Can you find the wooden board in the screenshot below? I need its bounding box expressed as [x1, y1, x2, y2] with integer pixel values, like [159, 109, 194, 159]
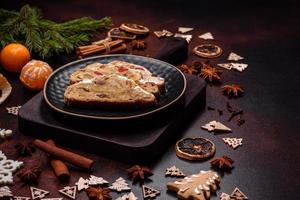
[18, 75, 206, 162]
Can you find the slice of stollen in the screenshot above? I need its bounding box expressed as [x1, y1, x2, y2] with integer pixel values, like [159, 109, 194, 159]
[64, 74, 156, 107]
[69, 61, 165, 95]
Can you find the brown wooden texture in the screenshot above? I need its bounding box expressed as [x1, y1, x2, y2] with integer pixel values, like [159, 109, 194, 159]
[0, 0, 300, 199]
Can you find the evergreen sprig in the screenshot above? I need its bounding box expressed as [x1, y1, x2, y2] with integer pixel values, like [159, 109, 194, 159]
[0, 5, 112, 58]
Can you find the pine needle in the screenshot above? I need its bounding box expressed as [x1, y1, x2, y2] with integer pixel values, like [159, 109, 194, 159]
[0, 4, 112, 58]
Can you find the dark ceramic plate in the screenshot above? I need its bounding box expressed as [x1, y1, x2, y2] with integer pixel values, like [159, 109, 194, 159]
[44, 54, 186, 120]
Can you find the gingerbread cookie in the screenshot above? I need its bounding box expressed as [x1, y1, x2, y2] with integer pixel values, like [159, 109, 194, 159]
[142, 185, 160, 199]
[165, 166, 185, 177]
[120, 23, 149, 35]
[227, 52, 244, 61]
[0, 186, 13, 199]
[198, 32, 214, 40]
[178, 27, 194, 33]
[88, 175, 109, 186]
[75, 177, 89, 191]
[175, 137, 216, 161]
[6, 106, 21, 116]
[116, 192, 137, 200]
[167, 170, 220, 200]
[58, 186, 77, 199]
[220, 193, 231, 200]
[201, 121, 232, 133]
[222, 137, 243, 149]
[30, 187, 49, 200]
[109, 177, 131, 192]
[230, 187, 248, 200]
[193, 44, 222, 58]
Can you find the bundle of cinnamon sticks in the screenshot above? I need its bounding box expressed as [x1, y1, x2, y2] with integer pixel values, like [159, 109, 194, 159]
[77, 39, 127, 58]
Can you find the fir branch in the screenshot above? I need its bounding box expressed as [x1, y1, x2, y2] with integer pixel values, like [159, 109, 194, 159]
[64, 34, 90, 47]
[0, 9, 18, 23]
[19, 4, 42, 20]
[0, 5, 112, 58]
[19, 21, 43, 53]
[0, 17, 21, 46]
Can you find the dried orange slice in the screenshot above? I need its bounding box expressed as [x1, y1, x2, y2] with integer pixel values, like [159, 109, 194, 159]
[176, 137, 216, 161]
[193, 44, 222, 58]
[0, 73, 12, 104]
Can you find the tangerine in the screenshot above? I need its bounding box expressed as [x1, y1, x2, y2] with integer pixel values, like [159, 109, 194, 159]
[0, 43, 31, 73]
[20, 60, 53, 91]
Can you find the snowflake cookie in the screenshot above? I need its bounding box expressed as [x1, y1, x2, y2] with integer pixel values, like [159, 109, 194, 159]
[0, 151, 23, 184]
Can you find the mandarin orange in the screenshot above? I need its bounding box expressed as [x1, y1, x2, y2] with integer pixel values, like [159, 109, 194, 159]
[20, 60, 53, 91]
[0, 43, 31, 73]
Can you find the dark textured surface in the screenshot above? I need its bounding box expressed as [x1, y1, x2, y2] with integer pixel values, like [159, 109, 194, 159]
[19, 75, 206, 162]
[45, 54, 186, 119]
[0, 0, 300, 200]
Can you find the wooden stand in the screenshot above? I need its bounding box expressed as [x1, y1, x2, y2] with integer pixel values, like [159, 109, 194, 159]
[18, 75, 206, 163]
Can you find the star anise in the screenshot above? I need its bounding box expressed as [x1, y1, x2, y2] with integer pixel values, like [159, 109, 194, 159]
[17, 166, 41, 184]
[191, 60, 203, 70]
[127, 165, 153, 183]
[14, 141, 36, 157]
[86, 187, 112, 200]
[222, 84, 244, 97]
[199, 61, 222, 82]
[178, 64, 198, 75]
[210, 156, 234, 171]
[131, 40, 147, 50]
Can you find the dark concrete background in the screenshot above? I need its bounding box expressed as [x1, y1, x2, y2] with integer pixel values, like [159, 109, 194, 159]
[0, 0, 299, 199]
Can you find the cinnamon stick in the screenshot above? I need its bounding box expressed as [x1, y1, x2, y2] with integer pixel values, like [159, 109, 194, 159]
[46, 140, 70, 182]
[77, 39, 124, 57]
[34, 139, 94, 171]
[78, 43, 127, 59]
[77, 40, 123, 52]
[109, 43, 127, 54]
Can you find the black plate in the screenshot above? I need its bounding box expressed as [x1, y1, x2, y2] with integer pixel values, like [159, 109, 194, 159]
[44, 54, 186, 120]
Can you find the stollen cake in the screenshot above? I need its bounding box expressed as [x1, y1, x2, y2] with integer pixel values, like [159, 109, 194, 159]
[69, 61, 165, 95]
[64, 74, 156, 107]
